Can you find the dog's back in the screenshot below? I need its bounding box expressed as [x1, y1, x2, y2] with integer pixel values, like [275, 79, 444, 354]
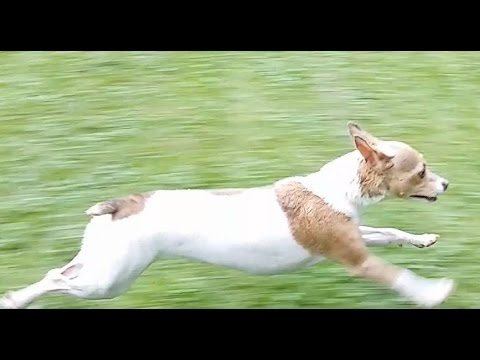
[83, 186, 318, 274]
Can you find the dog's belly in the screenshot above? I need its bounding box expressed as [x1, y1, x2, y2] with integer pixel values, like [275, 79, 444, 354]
[155, 231, 324, 275]
[141, 188, 324, 274]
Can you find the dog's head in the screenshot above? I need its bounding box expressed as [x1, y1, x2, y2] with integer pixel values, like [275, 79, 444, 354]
[347, 122, 449, 203]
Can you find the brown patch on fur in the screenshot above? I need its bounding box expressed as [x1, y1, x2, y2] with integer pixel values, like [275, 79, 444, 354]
[349, 255, 402, 286]
[391, 146, 422, 173]
[357, 159, 389, 198]
[274, 181, 367, 267]
[274, 180, 402, 286]
[357, 143, 440, 202]
[89, 192, 154, 221]
[386, 145, 432, 198]
[349, 122, 444, 201]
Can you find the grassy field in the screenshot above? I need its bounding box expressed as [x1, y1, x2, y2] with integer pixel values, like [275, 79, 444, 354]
[0, 51, 478, 309]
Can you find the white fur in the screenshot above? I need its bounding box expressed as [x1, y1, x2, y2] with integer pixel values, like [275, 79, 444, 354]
[98, 188, 322, 277]
[434, 174, 449, 194]
[392, 270, 455, 308]
[0, 146, 453, 309]
[300, 151, 384, 221]
[359, 226, 440, 248]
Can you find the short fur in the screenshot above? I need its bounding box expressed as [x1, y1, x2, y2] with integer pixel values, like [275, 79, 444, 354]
[275, 181, 366, 266]
[0, 122, 454, 309]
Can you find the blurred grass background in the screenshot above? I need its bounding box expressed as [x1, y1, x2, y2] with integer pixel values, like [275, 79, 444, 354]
[0, 51, 477, 308]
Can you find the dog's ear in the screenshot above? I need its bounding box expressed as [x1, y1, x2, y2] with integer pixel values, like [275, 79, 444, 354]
[354, 135, 377, 164]
[347, 122, 362, 134]
[347, 122, 364, 137]
[347, 122, 380, 145]
[354, 135, 394, 169]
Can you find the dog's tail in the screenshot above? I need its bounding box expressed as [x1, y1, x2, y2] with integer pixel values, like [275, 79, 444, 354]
[86, 200, 120, 217]
[85, 192, 154, 220]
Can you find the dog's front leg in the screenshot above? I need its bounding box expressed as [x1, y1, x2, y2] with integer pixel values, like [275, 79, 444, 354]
[360, 226, 439, 248]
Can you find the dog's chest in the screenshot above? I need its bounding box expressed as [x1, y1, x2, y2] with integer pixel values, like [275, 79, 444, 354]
[274, 181, 358, 257]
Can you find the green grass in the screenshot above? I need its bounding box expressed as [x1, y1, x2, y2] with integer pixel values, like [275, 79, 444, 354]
[0, 51, 478, 308]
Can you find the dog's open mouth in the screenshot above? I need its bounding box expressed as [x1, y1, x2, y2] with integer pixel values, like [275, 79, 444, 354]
[410, 195, 437, 202]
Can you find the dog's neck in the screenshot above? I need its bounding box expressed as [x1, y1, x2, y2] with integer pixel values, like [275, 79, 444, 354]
[300, 150, 387, 221]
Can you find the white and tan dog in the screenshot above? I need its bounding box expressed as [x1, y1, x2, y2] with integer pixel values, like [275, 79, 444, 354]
[0, 122, 454, 309]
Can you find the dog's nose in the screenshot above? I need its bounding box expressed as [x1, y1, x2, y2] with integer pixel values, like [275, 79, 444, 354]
[442, 181, 449, 191]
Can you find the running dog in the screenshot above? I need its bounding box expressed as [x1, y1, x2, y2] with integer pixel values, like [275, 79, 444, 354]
[0, 122, 454, 308]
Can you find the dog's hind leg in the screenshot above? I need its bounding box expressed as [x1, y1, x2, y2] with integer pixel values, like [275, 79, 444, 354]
[0, 255, 85, 309]
[0, 235, 158, 309]
[360, 226, 439, 248]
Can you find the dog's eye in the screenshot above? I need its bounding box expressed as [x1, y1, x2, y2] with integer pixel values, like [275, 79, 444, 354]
[418, 167, 426, 179]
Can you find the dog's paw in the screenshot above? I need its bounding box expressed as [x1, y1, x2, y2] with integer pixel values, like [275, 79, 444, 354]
[411, 278, 455, 308]
[0, 292, 18, 309]
[410, 233, 440, 248]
